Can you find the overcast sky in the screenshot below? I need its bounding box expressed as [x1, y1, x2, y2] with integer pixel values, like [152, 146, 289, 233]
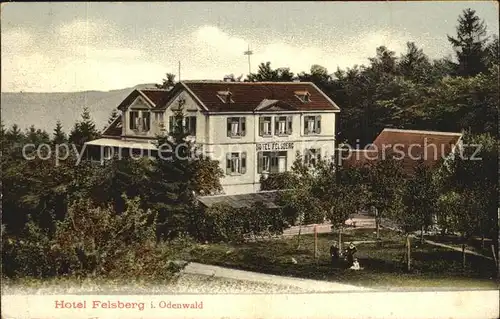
[2, 2, 498, 92]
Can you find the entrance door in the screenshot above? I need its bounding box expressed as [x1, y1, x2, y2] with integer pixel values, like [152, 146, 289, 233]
[278, 156, 287, 173]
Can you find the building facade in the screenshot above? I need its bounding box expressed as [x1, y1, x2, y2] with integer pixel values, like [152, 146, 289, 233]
[86, 81, 341, 195]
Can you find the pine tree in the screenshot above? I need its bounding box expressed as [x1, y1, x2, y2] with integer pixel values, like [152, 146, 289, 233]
[25, 125, 50, 146]
[368, 46, 398, 75]
[69, 107, 100, 149]
[398, 42, 432, 83]
[52, 120, 68, 145]
[447, 8, 489, 77]
[6, 124, 24, 143]
[150, 98, 223, 239]
[107, 109, 119, 125]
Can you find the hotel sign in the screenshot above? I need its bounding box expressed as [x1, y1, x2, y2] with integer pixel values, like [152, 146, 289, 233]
[256, 142, 294, 151]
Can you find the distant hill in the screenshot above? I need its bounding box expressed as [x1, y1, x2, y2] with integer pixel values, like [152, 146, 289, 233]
[1, 83, 157, 134]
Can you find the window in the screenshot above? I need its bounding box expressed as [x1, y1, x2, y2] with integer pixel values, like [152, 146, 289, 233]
[168, 115, 195, 135]
[259, 117, 272, 136]
[217, 90, 234, 103]
[275, 116, 292, 135]
[141, 111, 151, 131]
[295, 91, 311, 103]
[304, 115, 321, 134]
[169, 115, 183, 133]
[304, 148, 321, 166]
[258, 151, 287, 173]
[226, 152, 246, 174]
[129, 111, 139, 130]
[155, 112, 165, 129]
[185, 116, 197, 135]
[227, 117, 246, 137]
[129, 110, 150, 132]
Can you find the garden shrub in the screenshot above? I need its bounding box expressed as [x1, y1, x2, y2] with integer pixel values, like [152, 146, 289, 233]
[2, 196, 189, 281]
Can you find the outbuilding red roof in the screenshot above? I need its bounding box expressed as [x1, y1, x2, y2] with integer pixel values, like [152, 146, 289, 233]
[342, 128, 463, 175]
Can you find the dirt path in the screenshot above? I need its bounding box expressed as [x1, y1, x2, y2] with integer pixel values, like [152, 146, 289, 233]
[182, 262, 371, 292]
[422, 239, 494, 260]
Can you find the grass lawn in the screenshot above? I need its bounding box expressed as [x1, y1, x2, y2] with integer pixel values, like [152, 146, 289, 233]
[189, 229, 499, 290]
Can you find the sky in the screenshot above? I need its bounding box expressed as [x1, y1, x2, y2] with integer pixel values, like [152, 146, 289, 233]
[2, 1, 498, 93]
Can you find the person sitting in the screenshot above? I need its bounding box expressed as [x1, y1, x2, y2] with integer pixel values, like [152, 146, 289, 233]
[350, 258, 362, 270]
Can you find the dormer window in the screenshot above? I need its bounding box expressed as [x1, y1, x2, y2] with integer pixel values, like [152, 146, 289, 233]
[295, 91, 311, 103]
[217, 90, 234, 103]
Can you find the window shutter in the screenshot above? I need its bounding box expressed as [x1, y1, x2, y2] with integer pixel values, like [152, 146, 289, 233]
[226, 153, 231, 174]
[286, 116, 293, 134]
[241, 152, 247, 174]
[303, 117, 307, 135]
[259, 117, 264, 136]
[129, 113, 134, 129]
[240, 117, 246, 136]
[169, 116, 174, 133]
[315, 115, 321, 134]
[227, 118, 232, 137]
[191, 116, 197, 135]
[257, 152, 263, 173]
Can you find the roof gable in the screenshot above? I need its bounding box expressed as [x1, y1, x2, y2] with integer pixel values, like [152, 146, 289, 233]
[129, 95, 152, 109]
[117, 88, 170, 111]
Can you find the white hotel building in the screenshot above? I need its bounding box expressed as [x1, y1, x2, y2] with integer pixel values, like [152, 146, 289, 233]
[86, 81, 340, 195]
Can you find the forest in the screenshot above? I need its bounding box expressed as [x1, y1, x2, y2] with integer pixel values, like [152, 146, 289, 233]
[1, 8, 498, 281]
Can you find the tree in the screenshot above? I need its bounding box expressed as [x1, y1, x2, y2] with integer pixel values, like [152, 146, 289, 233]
[402, 162, 439, 245]
[247, 62, 294, 82]
[449, 132, 497, 246]
[52, 120, 67, 145]
[484, 35, 499, 69]
[69, 107, 100, 149]
[322, 165, 367, 253]
[367, 157, 406, 241]
[25, 125, 50, 146]
[4, 195, 189, 279]
[156, 73, 176, 90]
[368, 46, 398, 75]
[277, 154, 323, 248]
[398, 42, 432, 83]
[447, 8, 489, 77]
[150, 98, 223, 239]
[107, 109, 119, 126]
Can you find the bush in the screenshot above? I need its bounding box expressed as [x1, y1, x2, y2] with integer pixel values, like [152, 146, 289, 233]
[199, 203, 286, 243]
[2, 196, 189, 281]
[259, 172, 297, 191]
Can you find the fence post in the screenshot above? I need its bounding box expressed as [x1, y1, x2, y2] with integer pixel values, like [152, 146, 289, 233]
[314, 224, 318, 259]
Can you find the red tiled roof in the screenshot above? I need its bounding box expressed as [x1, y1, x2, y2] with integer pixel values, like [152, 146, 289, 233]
[342, 128, 463, 175]
[140, 89, 168, 106]
[180, 81, 340, 112]
[117, 88, 170, 110]
[102, 116, 122, 137]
